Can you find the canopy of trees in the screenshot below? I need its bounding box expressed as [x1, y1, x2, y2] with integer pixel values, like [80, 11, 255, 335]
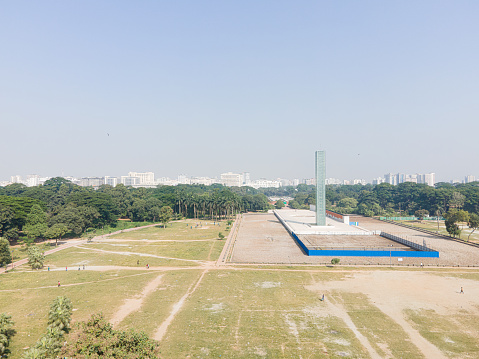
[0, 179, 271, 243]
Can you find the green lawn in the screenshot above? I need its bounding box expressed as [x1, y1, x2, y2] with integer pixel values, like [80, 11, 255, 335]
[109, 219, 230, 241]
[158, 270, 369, 358]
[1, 270, 159, 359]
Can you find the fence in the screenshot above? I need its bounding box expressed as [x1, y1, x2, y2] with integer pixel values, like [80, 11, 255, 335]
[380, 232, 436, 252]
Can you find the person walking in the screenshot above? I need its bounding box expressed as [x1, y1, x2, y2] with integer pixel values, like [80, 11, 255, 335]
[58, 281, 61, 287]
[460, 287, 464, 294]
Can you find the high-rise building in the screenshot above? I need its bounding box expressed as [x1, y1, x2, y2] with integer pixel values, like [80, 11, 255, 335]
[384, 173, 396, 185]
[104, 176, 118, 186]
[465, 175, 476, 183]
[80, 177, 104, 188]
[26, 174, 40, 187]
[424, 173, 435, 186]
[121, 176, 140, 186]
[10, 175, 23, 184]
[128, 172, 155, 185]
[221, 172, 243, 187]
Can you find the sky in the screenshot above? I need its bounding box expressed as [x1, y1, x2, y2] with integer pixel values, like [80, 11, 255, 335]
[1, 1, 478, 183]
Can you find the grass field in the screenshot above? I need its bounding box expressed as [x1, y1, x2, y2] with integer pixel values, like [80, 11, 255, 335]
[398, 220, 479, 243]
[3, 218, 479, 359]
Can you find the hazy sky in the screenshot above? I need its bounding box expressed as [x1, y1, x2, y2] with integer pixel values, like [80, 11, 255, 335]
[1, 1, 478, 182]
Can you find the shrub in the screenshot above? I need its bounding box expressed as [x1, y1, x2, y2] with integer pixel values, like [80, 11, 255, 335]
[331, 258, 340, 265]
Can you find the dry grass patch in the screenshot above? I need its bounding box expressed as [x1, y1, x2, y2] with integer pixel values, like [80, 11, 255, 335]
[405, 309, 479, 358]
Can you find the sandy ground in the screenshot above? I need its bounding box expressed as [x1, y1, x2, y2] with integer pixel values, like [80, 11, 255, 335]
[306, 270, 479, 358]
[229, 213, 479, 266]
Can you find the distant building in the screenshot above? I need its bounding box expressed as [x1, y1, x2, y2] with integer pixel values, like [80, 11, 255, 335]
[353, 179, 366, 185]
[372, 177, 385, 185]
[465, 175, 476, 183]
[121, 176, 140, 186]
[104, 176, 118, 186]
[80, 177, 104, 188]
[250, 179, 282, 189]
[10, 175, 23, 184]
[221, 172, 243, 187]
[128, 172, 155, 185]
[26, 174, 40, 187]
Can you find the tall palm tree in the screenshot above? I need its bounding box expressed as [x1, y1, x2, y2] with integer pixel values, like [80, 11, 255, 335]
[48, 296, 73, 332]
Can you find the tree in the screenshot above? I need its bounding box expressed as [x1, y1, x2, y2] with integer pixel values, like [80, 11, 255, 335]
[158, 206, 173, 228]
[449, 191, 465, 209]
[414, 209, 429, 221]
[444, 209, 470, 238]
[0, 238, 12, 267]
[45, 224, 68, 246]
[275, 200, 285, 209]
[48, 296, 73, 332]
[60, 313, 159, 358]
[23, 204, 48, 239]
[0, 313, 15, 356]
[27, 246, 44, 269]
[468, 213, 479, 241]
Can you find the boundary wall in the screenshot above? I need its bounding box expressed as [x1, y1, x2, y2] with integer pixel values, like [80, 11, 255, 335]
[274, 211, 439, 258]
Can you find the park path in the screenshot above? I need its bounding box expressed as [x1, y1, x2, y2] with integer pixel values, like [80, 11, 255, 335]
[110, 273, 164, 326]
[0, 222, 171, 274]
[153, 269, 209, 341]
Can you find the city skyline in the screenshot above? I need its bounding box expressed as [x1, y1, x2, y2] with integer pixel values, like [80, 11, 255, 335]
[3, 169, 477, 189]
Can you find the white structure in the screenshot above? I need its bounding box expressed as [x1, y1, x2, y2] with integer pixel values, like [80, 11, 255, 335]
[465, 175, 476, 183]
[249, 179, 282, 189]
[80, 177, 104, 188]
[221, 172, 243, 187]
[26, 175, 40, 187]
[121, 176, 140, 186]
[104, 176, 118, 186]
[190, 177, 217, 185]
[128, 172, 155, 185]
[10, 175, 23, 184]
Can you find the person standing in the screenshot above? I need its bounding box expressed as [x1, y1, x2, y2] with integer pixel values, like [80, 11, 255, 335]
[58, 281, 61, 287]
[460, 287, 464, 294]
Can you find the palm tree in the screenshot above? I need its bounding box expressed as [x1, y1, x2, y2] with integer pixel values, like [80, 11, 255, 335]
[47, 296, 73, 332]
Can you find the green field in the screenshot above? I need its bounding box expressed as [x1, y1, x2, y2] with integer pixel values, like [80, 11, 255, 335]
[2, 219, 479, 359]
[398, 220, 479, 243]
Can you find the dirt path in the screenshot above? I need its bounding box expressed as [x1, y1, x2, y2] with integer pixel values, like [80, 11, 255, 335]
[326, 299, 382, 359]
[153, 269, 209, 341]
[110, 273, 164, 326]
[0, 272, 154, 291]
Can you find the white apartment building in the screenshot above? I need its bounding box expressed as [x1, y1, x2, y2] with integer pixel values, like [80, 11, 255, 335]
[121, 176, 140, 186]
[465, 175, 476, 183]
[190, 177, 217, 186]
[79, 177, 104, 188]
[104, 176, 118, 186]
[26, 174, 40, 187]
[221, 172, 243, 187]
[128, 172, 155, 185]
[249, 179, 282, 189]
[10, 175, 23, 184]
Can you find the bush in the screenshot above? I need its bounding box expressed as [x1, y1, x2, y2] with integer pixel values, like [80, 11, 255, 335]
[218, 232, 225, 240]
[331, 258, 340, 265]
[61, 313, 159, 358]
[27, 246, 44, 270]
[0, 238, 12, 267]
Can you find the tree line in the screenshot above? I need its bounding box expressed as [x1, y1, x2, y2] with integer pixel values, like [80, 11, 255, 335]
[286, 182, 479, 239]
[0, 178, 271, 247]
